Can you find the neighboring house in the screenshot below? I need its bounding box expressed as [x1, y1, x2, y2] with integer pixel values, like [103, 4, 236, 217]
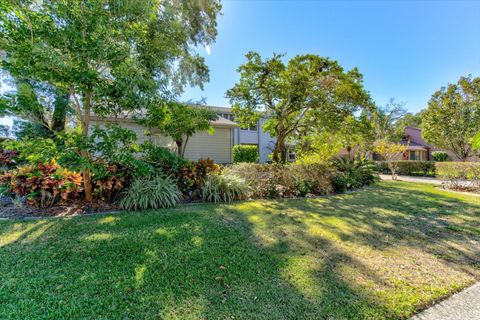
[401, 127, 432, 160]
[370, 127, 432, 161]
[89, 112, 237, 164]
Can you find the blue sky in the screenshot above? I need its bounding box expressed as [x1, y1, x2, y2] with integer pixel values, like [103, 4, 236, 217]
[182, 0, 480, 113]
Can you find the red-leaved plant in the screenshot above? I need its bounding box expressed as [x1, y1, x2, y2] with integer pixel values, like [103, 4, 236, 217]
[1, 161, 83, 208]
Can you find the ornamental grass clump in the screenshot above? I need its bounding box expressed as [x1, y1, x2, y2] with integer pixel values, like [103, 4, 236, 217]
[202, 173, 249, 203]
[120, 176, 182, 210]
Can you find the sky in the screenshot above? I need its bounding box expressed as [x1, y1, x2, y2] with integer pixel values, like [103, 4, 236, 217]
[181, 0, 480, 113]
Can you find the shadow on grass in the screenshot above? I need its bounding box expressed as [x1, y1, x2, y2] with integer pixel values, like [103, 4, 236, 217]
[0, 181, 478, 319]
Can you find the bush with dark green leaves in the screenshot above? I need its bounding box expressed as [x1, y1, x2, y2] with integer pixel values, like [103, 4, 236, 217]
[120, 176, 182, 210]
[432, 151, 449, 162]
[375, 161, 436, 177]
[435, 162, 480, 191]
[233, 145, 259, 163]
[331, 158, 379, 193]
[140, 141, 189, 175]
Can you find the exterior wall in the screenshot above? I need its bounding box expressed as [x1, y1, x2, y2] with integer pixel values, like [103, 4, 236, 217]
[258, 118, 276, 163]
[227, 115, 275, 163]
[405, 127, 429, 146]
[238, 129, 258, 144]
[183, 127, 233, 164]
[89, 120, 233, 164]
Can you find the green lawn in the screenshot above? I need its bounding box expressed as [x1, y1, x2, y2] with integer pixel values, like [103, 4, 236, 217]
[1, 181, 479, 319]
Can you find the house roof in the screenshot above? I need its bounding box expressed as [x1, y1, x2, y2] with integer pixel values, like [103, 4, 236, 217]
[89, 105, 238, 128]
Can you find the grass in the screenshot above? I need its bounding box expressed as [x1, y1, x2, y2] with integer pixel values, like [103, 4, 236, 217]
[0, 181, 479, 319]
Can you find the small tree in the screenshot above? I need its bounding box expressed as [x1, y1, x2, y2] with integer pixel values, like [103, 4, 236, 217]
[141, 102, 218, 157]
[374, 140, 408, 180]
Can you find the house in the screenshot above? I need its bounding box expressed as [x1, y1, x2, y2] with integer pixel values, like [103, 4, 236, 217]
[401, 127, 432, 160]
[210, 106, 279, 163]
[371, 127, 432, 161]
[89, 110, 238, 164]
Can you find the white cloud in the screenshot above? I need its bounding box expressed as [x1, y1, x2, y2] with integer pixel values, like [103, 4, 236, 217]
[205, 45, 211, 55]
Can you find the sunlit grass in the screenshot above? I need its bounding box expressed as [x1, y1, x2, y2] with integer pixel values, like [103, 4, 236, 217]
[0, 181, 478, 319]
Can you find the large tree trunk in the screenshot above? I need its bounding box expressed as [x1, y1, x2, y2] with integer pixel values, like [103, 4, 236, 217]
[272, 134, 287, 163]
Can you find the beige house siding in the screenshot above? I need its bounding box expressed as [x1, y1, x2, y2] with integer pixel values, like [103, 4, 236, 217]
[89, 119, 233, 164]
[184, 128, 233, 164]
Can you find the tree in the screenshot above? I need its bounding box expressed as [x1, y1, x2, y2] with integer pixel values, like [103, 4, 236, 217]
[374, 140, 408, 180]
[373, 99, 407, 141]
[226, 52, 372, 163]
[394, 111, 422, 139]
[0, 78, 70, 138]
[141, 102, 218, 157]
[0, 0, 221, 201]
[422, 76, 480, 161]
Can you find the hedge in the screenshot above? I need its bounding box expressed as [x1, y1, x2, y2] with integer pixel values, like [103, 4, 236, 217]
[375, 161, 436, 177]
[224, 162, 334, 198]
[435, 162, 480, 191]
[431, 151, 449, 162]
[232, 145, 259, 163]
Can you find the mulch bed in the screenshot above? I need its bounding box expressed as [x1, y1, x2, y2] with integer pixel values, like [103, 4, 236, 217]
[0, 196, 119, 219]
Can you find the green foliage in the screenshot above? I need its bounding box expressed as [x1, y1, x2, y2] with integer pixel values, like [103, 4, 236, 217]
[375, 161, 436, 177]
[373, 99, 407, 141]
[141, 102, 218, 156]
[331, 158, 379, 192]
[224, 162, 334, 198]
[0, 0, 221, 200]
[120, 176, 182, 211]
[431, 151, 449, 162]
[435, 162, 480, 191]
[141, 142, 189, 176]
[232, 145, 259, 163]
[422, 76, 480, 160]
[3, 138, 59, 164]
[202, 173, 249, 203]
[1, 161, 83, 208]
[226, 51, 372, 163]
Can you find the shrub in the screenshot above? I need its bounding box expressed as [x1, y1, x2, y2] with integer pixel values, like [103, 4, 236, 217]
[224, 162, 334, 198]
[432, 151, 449, 162]
[375, 161, 436, 177]
[91, 161, 131, 203]
[1, 161, 83, 208]
[331, 158, 379, 192]
[120, 176, 182, 210]
[202, 173, 249, 203]
[141, 142, 189, 175]
[435, 162, 480, 191]
[233, 145, 259, 163]
[176, 158, 220, 195]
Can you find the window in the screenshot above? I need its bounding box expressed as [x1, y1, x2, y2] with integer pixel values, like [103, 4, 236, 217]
[409, 151, 425, 160]
[287, 149, 296, 161]
[240, 123, 258, 131]
[219, 113, 234, 121]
